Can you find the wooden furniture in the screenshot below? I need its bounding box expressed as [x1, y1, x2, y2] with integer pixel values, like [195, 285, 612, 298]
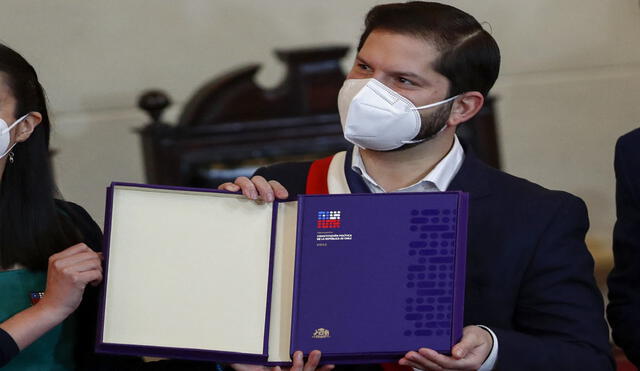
[137, 46, 501, 188]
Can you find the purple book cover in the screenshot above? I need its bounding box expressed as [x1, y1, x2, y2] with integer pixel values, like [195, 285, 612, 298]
[96, 183, 467, 365]
[290, 192, 468, 362]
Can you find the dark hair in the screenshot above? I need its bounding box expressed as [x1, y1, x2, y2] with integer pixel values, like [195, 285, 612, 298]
[357, 1, 501, 97]
[0, 44, 81, 270]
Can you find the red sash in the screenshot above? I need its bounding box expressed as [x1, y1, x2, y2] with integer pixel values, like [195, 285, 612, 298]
[305, 155, 333, 195]
[305, 155, 412, 371]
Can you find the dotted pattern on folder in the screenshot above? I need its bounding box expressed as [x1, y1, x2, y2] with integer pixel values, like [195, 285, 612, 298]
[403, 208, 457, 338]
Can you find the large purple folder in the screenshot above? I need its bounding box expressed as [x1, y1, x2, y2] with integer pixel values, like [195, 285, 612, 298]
[96, 182, 468, 365]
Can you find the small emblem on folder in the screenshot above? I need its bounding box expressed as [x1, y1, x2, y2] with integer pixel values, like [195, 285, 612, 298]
[312, 328, 331, 339]
[317, 211, 341, 229]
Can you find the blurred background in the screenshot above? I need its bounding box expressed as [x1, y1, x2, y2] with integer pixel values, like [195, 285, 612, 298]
[0, 0, 639, 300]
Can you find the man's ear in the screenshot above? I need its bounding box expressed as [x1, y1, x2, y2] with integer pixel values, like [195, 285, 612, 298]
[447, 91, 484, 128]
[15, 112, 42, 143]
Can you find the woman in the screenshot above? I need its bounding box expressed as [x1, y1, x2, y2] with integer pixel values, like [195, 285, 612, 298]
[0, 43, 104, 369]
[0, 44, 332, 371]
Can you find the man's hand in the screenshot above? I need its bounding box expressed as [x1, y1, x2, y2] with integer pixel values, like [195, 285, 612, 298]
[231, 350, 334, 371]
[398, 326, 493, 370]
[218, 175, 289, 202]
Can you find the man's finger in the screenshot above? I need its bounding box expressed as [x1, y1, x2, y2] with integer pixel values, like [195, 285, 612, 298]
[302, 350, 321, 371]
[251, 176, 275, 202]
[403, 351, 443, 370]
[218, 182, 241, 192]
[399, 357, 432, 370]
[418, 348, 475, 369]
[290, 350, 304, 371]
[229, 364, 249, 371]
[268, 180, 289, 200]
[234, 177, 259, 200]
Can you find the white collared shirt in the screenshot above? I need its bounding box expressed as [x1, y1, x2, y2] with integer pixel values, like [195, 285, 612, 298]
[351, 135, 465, 193]
[350, 135, 498, 371]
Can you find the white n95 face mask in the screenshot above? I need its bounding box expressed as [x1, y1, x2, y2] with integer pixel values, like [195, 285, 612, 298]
[337, 78, 458, 151]
[0, 114, 29, 159]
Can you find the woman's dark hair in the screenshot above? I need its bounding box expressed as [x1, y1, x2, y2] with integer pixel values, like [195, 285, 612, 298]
[0, 43, 81, 270]
[357, 1, 501, 97]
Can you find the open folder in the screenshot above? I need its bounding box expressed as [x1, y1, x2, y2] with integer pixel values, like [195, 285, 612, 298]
[96, 182, 468, 365]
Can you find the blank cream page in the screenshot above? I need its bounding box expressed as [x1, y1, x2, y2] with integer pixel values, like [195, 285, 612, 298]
[103, 186, 273, 354]
[267, 201, 298, 362]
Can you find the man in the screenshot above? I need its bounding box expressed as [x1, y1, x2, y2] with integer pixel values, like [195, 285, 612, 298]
[220, 2, 613, 370]
[607, 127, 640, 367]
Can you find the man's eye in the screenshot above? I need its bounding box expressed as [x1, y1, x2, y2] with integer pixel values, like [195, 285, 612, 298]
[398, 77, 413, 85]
[358, 63, 371, 71]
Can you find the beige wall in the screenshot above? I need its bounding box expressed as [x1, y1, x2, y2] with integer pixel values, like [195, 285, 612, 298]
[1, 1, 639, 271]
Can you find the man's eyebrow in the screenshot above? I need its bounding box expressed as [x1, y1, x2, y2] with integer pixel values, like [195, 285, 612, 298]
[387, 70, 428, 84]
[387, 70, 423, 79]
[354, 55, 428, 84]
[354, 55, 369, 65]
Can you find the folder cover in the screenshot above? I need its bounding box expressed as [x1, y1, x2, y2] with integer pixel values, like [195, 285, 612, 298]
[96, 182, 468, 365]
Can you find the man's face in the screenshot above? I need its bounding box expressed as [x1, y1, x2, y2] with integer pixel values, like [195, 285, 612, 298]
[347, 30, 453, 142]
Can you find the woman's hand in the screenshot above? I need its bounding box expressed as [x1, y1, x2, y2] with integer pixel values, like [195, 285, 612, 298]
[38, 243, 103, 320]
[0, 243, 103, 351]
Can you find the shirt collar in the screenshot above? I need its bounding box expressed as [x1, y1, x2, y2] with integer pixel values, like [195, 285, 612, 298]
[351, 135, 465, 192]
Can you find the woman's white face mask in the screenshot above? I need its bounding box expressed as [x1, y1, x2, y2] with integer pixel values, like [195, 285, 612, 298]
[0, 113, 29, 159]
[337, 78, 458, 151]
